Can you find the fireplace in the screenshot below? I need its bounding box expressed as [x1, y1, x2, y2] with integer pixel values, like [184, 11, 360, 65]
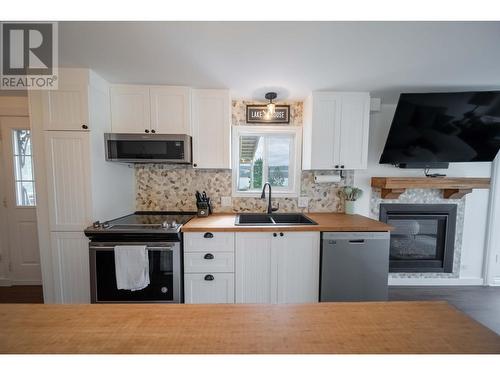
[379, 204, 457, 273]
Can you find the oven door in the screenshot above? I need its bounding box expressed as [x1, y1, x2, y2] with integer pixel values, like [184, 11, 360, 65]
[89, 242, 181, 303]
[104, 133, 192, 163]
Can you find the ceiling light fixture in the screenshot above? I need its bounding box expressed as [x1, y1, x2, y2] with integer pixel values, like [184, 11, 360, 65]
[265, 92, 277, 118]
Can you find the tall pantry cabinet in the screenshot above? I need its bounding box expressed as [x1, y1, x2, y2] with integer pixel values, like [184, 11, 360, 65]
[30, 69, 134, 303]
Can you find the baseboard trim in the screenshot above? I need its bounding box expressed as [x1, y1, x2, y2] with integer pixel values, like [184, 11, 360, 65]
[488, 277, 500, 286]
[388, 277, 484, 286]
[0, 279, 13, 286]
[0, 279, 41, 286]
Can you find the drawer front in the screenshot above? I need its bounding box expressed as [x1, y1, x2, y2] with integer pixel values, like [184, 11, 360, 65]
[184, 251, 234, 273]
[184, 273, 235, 304]
[184, 232, 234, 253]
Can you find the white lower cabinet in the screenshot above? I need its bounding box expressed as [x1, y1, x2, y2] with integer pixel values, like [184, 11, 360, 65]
[50, 231, 90, 303]
[183, 232, 235, 304]
[235, 231, 320, 304]
[184, 273, 234, 304]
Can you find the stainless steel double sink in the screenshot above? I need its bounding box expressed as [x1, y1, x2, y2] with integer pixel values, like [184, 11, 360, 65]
[235, 213, 317, 226]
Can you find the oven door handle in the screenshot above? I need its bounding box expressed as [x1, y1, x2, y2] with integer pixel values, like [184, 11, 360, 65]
[89, 246, 174, 252]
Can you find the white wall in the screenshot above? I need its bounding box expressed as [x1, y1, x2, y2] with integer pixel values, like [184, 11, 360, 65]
[88, 72, 135, 221]
[354, 104, 492, 283]
[485, 156, 500, 285]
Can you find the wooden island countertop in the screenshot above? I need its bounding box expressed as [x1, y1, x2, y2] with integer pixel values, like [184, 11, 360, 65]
[0, 302, 499, 354]
[182, 213, 393, 232]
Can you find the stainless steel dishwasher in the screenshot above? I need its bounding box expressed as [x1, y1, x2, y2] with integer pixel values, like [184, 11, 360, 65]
[320, 232, 390, 302]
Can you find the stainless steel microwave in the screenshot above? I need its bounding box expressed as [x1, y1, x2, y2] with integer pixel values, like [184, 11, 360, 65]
[104, 133, 192, 163]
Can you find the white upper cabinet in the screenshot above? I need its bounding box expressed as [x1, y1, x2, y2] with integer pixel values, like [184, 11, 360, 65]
[110, 85, 151, 133]
[303, 92, 370, 170]
[41, 84, 89, 131]
[235, 231, 320, 304]
[191, 89, 231, 169]
[150, 87, 191, 134]
[110, 85, 192, 135]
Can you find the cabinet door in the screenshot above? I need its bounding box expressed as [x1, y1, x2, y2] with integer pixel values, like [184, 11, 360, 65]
[44, 132, 92, 231]
[50, 231, 90, 303]
[110, 85, 150, 133]
[41, 84, 89, 131]
[338, 93, 370, 169]
[235, 232, 275, 303]
[192, 89, 231, 169]
[275, 232, 320, 304]
[150, 87, 191, 134]
[309, 93, 341, 169]
[184, 273, 234, 304]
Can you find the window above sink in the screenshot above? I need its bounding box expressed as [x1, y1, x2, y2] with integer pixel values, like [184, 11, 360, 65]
[232, 126, 302, 198]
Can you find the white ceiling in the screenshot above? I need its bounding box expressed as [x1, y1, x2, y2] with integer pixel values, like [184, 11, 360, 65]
[59, 21, 500, 103]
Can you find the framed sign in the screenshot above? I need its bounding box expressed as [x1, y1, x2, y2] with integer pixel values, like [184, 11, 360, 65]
[246, 105, 290, 124]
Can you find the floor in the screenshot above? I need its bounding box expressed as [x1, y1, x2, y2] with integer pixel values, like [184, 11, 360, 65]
[0, 286, 44, 303]
[389, 286, 500, 334]
[0, 285, 498, 335]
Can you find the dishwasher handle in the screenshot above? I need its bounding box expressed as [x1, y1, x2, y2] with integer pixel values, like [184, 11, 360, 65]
[348, 239, 365, 244]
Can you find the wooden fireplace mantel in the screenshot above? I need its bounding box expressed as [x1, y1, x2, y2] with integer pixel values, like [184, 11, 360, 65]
[371, 177, 491, 199]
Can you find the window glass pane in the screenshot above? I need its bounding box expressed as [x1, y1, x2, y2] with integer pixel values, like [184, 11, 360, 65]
[238, 135, 264, 191]
[14, 155, 34, 180]
[16, 181, 36, 206]
[13, 129, 32, 156]
[12, 129, 36, 206]
[267, 136, 291, 188]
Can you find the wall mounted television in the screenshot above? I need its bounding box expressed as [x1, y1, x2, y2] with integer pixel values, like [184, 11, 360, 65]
[379, 91, 500, 169]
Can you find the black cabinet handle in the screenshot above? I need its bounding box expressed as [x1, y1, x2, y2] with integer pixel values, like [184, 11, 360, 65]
[81, 124, 88, 130]
[204, 253, 214, 260]
[151, 129, 156, 133]
[204, 232, 214, 239]
[334, 165, 339, 168]
[145, 129, 150, 133]
[204, 274, 214, 281]
[193, 163, 198, 167]
[341, 165, 345, 169]
[280, 232, 284, 237]
[273, 233, 277, 237]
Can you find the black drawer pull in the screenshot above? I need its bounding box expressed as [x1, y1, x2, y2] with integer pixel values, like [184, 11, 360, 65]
[204, 253, 214, 260]
[273, 233, 277, 237]
[204, 274, 214, 281]
[280, 232, 284, 237]
[204, 232, 214, 239]
[349, 239, 365, 244]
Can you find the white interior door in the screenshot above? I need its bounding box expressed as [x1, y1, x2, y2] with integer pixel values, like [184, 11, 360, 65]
[0, 117, 41, 284]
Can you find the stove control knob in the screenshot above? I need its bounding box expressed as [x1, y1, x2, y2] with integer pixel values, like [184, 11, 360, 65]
[161, 221, 169, 229]
[101, 221, 110, 228]
[161, 287, 168, 294]
[171, 220, 177, 228]
[92, 221, 101, 228]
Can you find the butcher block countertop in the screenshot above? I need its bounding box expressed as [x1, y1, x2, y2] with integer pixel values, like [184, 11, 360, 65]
[182, 213, 393, 232]
[1, 302, 499, 354]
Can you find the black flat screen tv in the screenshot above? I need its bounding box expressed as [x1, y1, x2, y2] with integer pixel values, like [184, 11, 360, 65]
[379, 91, 500, 168]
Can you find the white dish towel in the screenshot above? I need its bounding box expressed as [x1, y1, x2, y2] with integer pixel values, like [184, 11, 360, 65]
[114, 245, 150, 291]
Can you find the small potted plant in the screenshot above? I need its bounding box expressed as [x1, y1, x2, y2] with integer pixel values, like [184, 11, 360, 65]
[337, 186, 363, 215]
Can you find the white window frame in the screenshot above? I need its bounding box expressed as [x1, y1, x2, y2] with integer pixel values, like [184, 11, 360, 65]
[232, 125, 302, 198]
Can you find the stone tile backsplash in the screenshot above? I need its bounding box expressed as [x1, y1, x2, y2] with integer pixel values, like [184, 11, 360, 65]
[135, 164, 353, 213]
